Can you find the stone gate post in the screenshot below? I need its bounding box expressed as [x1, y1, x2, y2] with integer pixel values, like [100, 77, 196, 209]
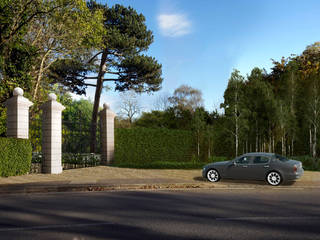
[4, 87, 33, 139]
[99, 103, 116, 165]
[41, 93, 65, 174]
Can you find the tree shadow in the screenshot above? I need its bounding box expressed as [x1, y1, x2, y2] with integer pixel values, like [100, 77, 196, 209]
[193, 176, 297, 186]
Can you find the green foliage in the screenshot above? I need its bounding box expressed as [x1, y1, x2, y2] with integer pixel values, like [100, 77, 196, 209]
[62, 98, 96, 153]
[113, 161, 206, 169]
[292, 156, 320, 171]
[112, 156, 227, 169]
[114, 128, 196, 165]
[0, 137, 32, 177]
[62, 153, 101, 166]
[32, 152, 101, 166]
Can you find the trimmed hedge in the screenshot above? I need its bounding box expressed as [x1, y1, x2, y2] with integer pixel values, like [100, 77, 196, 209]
[115, 128, 196, 165]
[0, 137, 32, 177]
[292, 156, 320, 171]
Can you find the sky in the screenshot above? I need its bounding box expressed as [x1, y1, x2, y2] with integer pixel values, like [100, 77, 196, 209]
[74, 0, 320, 114]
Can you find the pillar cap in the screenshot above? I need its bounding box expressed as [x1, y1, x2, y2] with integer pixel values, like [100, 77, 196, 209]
[48, 93, 57, 101]
[13, 87, 23, 96]
[103, 103, 110, 109]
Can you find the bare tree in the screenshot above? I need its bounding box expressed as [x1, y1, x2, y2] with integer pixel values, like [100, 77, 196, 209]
[118, 91, 141, 125]
[153, 92, 171, 111]
[168, 85, 203, 112]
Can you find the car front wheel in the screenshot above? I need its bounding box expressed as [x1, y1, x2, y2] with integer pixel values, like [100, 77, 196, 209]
[206, 169, 220, 182]
[266, 171, 282, 186]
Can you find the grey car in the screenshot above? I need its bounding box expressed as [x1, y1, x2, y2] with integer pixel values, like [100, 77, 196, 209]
[202, 152, 304, 186]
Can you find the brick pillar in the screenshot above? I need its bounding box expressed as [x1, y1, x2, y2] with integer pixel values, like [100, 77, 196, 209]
[41, 93, 65, 174]
[99, 103, 115, 165]
[4, 87, 33, 139]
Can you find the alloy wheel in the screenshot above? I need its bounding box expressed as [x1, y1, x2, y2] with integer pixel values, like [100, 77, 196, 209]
[207, 169, 220, 182]
[267, 171, 282, 186]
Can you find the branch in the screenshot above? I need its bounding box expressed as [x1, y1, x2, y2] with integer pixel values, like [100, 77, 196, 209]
[106, 71, 124, 75]
[1, 3, 68, 47]
[103, 79, 118, 82]
[84, 76, 98, 79]
[84, 83, 97, 87]
[88, 51, 104, 64]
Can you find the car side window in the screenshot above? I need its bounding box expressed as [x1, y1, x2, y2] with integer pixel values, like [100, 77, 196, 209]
[236, 156, 250, 164]
[253, 156, 270, 164]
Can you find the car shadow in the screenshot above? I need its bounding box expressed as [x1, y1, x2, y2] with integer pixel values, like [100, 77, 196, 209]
[193, 176, 296, 186]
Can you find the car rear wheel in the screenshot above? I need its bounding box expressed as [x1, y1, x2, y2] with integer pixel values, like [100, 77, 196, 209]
[206, 169, 220, 182]
[266, 171, 282, 186]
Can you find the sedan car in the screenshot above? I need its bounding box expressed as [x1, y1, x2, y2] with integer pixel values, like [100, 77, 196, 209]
[202, 152, 304, 186]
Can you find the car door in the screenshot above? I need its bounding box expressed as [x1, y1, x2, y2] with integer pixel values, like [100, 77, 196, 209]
[226, 156, 252, 180]
[248, 156, 271, 180]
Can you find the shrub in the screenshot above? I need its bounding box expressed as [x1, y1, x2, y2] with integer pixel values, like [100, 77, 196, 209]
[112, 161, 206, 169]
[115, 128, 196, 165]
[0, 137, 32, 177]
[292, 156, 320, 171]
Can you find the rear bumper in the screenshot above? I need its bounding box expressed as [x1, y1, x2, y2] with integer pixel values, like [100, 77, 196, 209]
[284, 168, 304, 181]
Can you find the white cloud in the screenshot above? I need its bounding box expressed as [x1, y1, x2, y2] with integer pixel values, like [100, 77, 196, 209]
[69, 92, 90, 101]
[157, 14, 192, 37]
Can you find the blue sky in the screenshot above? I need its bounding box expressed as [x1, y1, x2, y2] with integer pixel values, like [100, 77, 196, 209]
[76, 0, 320, 113]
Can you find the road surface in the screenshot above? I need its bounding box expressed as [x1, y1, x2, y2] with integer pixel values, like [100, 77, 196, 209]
[0, 188, 319, 239]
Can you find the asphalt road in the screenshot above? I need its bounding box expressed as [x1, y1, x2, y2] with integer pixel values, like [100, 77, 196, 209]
[0, 188, 319, 240]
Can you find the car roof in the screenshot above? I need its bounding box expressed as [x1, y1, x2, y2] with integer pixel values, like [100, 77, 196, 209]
[242, 152, 275, 157]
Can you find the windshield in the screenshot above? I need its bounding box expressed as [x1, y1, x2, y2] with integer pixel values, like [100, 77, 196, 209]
[275, 154, 289, 162]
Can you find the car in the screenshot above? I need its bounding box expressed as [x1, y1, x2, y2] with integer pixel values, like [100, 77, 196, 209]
[202, 152, 304, 186]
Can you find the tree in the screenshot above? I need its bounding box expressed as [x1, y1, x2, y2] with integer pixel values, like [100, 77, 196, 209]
[245, 68, 277, 153]
[298, 42, 320, 157]
[221, 69, 246, 156]
[25, 0, 104, 102]
[135, 110, 167, 128]
[50, 3, 163, 152]
[169, 85, 203, 112]
[118, 90, 141, 125]
[153, 92, 171, 111]
[192, 107, 208, 159]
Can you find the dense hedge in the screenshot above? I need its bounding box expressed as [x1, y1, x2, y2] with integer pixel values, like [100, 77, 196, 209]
[292, 156, 320, 171]
[0, 137, 32, 177]
[115, 128, 196, 165]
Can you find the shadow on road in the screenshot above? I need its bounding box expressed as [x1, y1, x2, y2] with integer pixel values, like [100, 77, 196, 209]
[193, 176, 296, 186]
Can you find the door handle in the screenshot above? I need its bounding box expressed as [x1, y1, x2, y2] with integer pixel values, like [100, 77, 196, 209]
[264, 165, 269, 168]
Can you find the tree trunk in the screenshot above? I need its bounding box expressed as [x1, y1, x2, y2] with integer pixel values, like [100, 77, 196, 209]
[234, 93, 239, 157]
[313, 124, 317, 158]
[255, 120, 258, 152]
[197, 135, 200, 158]
[246, 140, 248, 153]
[269, 134, 272, 153]
[310, 126, 312, 156]
[33, 50, 51, 100]
[90, 51, 108, 153]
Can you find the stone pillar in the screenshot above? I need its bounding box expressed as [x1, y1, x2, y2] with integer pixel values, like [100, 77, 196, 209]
[41, 93, 65, 174]
[4, 87, 33, 139]
[99, 103, 116, 165]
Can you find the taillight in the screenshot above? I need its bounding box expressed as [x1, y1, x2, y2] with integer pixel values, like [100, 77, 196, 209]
[293, 165, 297, 172]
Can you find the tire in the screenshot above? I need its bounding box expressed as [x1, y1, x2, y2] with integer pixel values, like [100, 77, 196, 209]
[266, 171, 282, 186]
[206, 169, 220, 182]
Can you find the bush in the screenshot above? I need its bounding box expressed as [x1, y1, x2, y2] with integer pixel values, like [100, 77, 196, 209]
[113, 161, 206, 169]
[115, 128, 196, 165]
[32, 152, 101, 166]
[0, 137, 32, 177]
[292, 156, 320, 171]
